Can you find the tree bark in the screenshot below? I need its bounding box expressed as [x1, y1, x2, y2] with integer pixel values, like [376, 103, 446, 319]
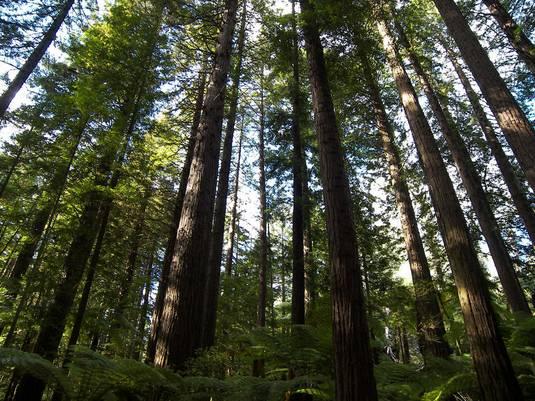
[358, 44, 450, 359]
[299, 1, 378, 400]
[132, 252, 154, 361]
[0, 0, 75, 119]
[224, 125, 243, 276]
[153, 0, 239, 370]
[146, 66, 207, 364]
[377, 16, 523, 401]
[445, 45, 535, 245]
[395, 21, 530, 314]
[481, 0, 535, 75]
[432, 0, 535, 192]
[290, 0, 305, 326]
[202, 0, 247, 348]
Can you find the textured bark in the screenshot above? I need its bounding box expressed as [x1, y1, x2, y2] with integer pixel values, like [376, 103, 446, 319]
[395, 22, 530, 314]
[203, 0, 247, 348]
[153, 0, 238, 369]
[446, 46, 535, 244]
[358, 45, 450, 359]
[481, 0, 535, 75]
[433, 0, 535, 192]
[12, 90, 142, 401]
[378, 17, 523, 401]
[290, 0, 305, 326]
[0, 0, 75, 119]
[299, 1, 378, 400]
[146, 67, 206, 363]
[224, 127, 243, 276]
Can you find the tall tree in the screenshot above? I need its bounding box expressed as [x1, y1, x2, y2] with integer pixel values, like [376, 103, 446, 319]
[146, 66, 207, 363]
[3, 118, 86, 301]
[0, 0, 75, 119]
[202, 0, 247, 349]
[432, 0, 535, 192]
[377, 14, 523, 401]
[444, 43, 535, 245]
[290, 0, 305, 326]
[153, 0, 239, 369]
[299, 1, 378, 400]
[481, 0, 535, 75]
[394, 19, 530, 314]
[253, 69, 268, 378]
[223, 124, 243, 276]
[12, 97, 141, 401]
[357, 41, 451, 359]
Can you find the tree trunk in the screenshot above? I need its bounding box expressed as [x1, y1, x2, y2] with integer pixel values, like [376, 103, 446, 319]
[303, 163, 315, 314]
[0, 0, 75, 119]
[111, 183, 151, 347]
[299, 1, 378, 400]
[5, 118, 86, 299]
[202, 0, 247, 349]
[377, 16, 523, 401]
[358, 43, 450, 359]
[397, 326, 410, 364]
[290, 0, 305, 326]
[224, 125, 243, 276]
[395, 21, 530, 314]
[433, 0, 535, 192]
[153, 0, 239, 370]
[146, 66, 207, 364]
[445, 44, 535, 245]
[481, 0, 535, 75]
[253, 70, 268, 378]
[132, 252, 154, 361]
[12, 91, 142, 401]
[0, 141, 25, 198]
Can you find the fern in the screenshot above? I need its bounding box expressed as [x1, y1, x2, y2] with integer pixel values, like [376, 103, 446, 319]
[0, 348, 72, 398]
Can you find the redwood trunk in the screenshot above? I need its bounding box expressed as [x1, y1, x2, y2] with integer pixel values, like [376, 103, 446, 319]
[203, 0, 247, 348]
[433, 0, 535, 192]
[481, 0, 535, 75]
[395, 22, 530, 314]
[446, 46, 535, 244]
[132, 253, 154, 360]
[358, 45, 450, 359]
[0, 0, 75, 119]
[146, 67, 206, 363]
[290, 0, 305, 326]
[153, 0, 239, 369]
[224, 127, 243, 276]
[300, 1, 378, 400]
[378, 17, 523, 401]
